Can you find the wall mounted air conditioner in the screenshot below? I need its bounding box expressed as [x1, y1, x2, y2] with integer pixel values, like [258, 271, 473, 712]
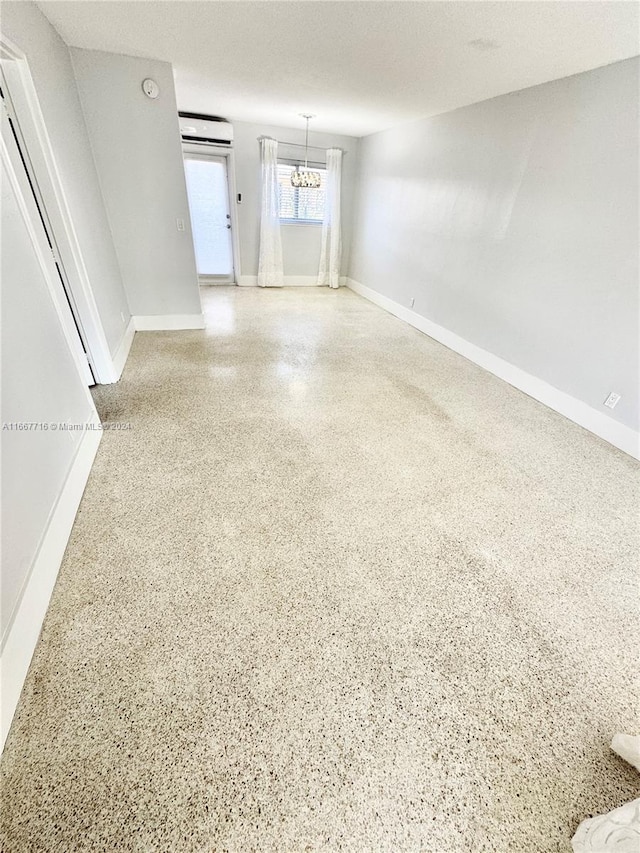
[178, 112, 233, 146]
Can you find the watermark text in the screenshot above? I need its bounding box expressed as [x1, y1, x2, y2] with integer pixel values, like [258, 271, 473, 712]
[2, 422, 132, 432]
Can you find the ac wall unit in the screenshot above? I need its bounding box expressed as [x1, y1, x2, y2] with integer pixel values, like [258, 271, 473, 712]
[179, 112, 233, 146]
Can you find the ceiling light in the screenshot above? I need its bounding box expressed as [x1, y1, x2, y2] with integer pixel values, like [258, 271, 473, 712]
[291, 114, 321, 189]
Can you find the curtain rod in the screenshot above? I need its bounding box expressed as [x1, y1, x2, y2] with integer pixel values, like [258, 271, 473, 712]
[257, 135, 346, 154]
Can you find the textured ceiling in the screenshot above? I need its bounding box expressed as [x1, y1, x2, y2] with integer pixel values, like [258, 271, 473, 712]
[39, 1, 640, 137]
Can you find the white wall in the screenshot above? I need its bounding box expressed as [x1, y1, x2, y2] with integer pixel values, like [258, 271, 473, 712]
[71, 48, 202, 319]
[0, 1, 131, 357]
[349, 59, 639, 434]
[231, 121, 358, 281]
[0, 158, 96, 640]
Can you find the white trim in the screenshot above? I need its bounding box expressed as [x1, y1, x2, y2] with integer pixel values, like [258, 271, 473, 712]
[133, 314, 205, 331]
[280, 276, 318, 287]
[1, 427, 102, 751]
[112, 318, 135, 379]
[237, 275, 348, 287]
[285, 276, 324, 287]
[0, 36, 117, 385]
[226, 148, 242, 280]
[347, 278, 640, 460]
[281, 220, 323, 228]
[199, 276, 236, 286]
[1, 125, 93, 391]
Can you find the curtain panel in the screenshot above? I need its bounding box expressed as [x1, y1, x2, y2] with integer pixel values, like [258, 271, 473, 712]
[318, 148, 342, 288]
[258, 137, 284, 287]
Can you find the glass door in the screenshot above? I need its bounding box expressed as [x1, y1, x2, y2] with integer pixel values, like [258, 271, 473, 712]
[183, 154, 234, 283]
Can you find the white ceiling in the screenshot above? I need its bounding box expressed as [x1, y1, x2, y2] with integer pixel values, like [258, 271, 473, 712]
[39, 1, 639, 137]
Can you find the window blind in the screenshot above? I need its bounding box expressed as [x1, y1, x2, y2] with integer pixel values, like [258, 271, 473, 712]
[277, 163, 326, 222]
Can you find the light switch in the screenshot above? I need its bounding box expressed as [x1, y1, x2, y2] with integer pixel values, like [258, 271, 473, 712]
[176, 218, 185, 232]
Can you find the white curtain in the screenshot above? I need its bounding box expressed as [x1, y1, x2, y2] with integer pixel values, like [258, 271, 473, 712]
[317, 148, 342, 288]
[258, 137, 284, 287]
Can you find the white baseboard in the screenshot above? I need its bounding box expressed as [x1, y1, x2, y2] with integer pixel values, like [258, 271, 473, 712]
[133, 314, 205, 331]
[237, 275, 347, 287]
[111, 318, 135, 380]
[347, 278, 639, 460]
[1, 426, 102, 751]
[285, 276, 320, 286]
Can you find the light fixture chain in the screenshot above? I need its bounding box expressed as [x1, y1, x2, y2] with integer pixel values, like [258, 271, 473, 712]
[305, 116, 309, 169]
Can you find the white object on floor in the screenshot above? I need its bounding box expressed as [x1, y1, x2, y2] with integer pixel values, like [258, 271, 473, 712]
[572, 735, 640, 851]
[611, 734, 640, 773]
[571, 799, 640, 852]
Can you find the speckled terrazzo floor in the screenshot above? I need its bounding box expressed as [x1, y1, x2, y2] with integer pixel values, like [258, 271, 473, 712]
[2, 286, 639, 852]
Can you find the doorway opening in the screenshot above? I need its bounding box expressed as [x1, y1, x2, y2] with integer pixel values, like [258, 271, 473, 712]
[183, 149, 238, 285]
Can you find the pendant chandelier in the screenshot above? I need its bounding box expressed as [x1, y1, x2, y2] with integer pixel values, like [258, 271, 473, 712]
[291, 114, 321, 189]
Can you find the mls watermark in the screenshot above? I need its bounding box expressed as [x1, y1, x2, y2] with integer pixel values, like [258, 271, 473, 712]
[2, 422, 132, 432]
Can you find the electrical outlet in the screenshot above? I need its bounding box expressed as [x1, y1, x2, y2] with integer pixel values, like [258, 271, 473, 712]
[176, 218, 185, 232]
[410, 297, 415, 308]
[604, 392, 621, 409]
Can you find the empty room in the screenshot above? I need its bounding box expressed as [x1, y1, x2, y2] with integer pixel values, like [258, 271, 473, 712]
[1, 1, 638, 850]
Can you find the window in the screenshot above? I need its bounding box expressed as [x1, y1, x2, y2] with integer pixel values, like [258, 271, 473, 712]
[277, 162, 326, 223]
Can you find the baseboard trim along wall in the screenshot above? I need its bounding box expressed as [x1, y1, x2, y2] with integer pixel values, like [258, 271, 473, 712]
[111, 317, 135, 380]
[237, 275, 348, 287]
[133, 314, 205, 331]
[0, 426, 102, 750]
[347, 278, 640, 460]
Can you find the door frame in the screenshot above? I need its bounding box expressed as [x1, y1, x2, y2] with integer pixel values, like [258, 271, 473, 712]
[182, 142, 241, 285]
[0, 34, 116, 383]
[1, 75, 94, 385]
[1, 98, 98, 395]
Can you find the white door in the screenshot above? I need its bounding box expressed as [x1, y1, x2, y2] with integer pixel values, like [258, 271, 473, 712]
[183, 154, 234, 283]
[1, 80, 95, 385]
[0, 65, 96, 385]
[1, 88, 94, 388]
